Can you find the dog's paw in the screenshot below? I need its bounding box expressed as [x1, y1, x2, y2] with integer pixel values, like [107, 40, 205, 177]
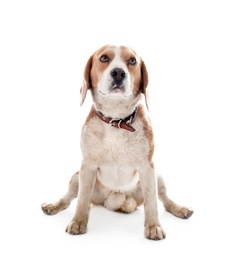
[144, 225, 166, 240]
[179, 206, 194, 219]
[41, 202, 61, 215]
[104, 192, 126, 211]
[168, 205, 194, 219]
[66, 220, 87, 235]
[118, 197, 137, 213]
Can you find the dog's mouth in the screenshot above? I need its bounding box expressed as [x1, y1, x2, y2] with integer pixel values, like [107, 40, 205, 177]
[99, 90, 132, 98]
[110, 84, 125, 93]
[98, 81, 133, 98]
[112, 84, 123, 90]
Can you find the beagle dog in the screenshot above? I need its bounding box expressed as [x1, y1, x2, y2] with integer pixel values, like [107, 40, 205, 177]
[41, 45, 193, 240]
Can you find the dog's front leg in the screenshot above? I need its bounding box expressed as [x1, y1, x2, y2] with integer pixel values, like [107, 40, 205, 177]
[139, 165, 166, 240]
[66, 161, 97, 235]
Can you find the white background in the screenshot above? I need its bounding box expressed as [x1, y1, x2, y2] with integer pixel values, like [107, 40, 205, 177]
[0, 0, 232, 259]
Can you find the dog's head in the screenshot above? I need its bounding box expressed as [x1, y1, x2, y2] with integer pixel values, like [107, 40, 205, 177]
[80, 45, 149, 116]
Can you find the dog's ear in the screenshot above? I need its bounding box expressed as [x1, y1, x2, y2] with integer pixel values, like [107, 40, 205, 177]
[80, 55, 93, 106]
[140, 59, 149, 111]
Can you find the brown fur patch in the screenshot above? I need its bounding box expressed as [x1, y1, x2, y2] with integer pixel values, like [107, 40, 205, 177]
[85, 105, 96, 124]
[137, 105, 155, 168]
[120, 46, 142, 96]
[90, 45, 116, 89]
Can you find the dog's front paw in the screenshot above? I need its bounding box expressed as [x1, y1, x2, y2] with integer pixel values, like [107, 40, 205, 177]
[66, 220, 87, 235]
[144, 225, 166, 240]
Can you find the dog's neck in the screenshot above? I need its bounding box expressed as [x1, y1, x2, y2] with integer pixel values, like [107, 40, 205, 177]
[93, 93, 142, 119]
[95, 107, 138, 132]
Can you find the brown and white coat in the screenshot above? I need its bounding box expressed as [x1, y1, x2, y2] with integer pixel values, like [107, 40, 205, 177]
[42, 45, 193, 240]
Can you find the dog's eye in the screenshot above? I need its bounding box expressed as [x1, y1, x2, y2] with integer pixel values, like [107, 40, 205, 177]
[128, 57, 137, 66]
[100, 55, 109, 63]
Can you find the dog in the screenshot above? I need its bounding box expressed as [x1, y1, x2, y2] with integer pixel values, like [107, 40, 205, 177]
[41, 45, 193, 240]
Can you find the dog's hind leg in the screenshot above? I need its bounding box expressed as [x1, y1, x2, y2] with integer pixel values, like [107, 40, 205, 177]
[157, 174, 194, 219]
[41, 171, 79, 215]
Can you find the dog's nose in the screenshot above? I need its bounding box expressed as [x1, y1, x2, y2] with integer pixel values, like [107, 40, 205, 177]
[110, 68, 126, 82]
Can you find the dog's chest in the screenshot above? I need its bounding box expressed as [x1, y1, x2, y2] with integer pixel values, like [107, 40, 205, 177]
[82, 118, 148, 165]
[81, 116, 151, 191]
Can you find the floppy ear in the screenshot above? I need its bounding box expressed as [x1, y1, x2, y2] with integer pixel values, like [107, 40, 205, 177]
[80, 55, 93, 106]
[140, 59, 149, 111]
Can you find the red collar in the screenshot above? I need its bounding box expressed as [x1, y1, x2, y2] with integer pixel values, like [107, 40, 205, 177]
[95, 107, 138, 132]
